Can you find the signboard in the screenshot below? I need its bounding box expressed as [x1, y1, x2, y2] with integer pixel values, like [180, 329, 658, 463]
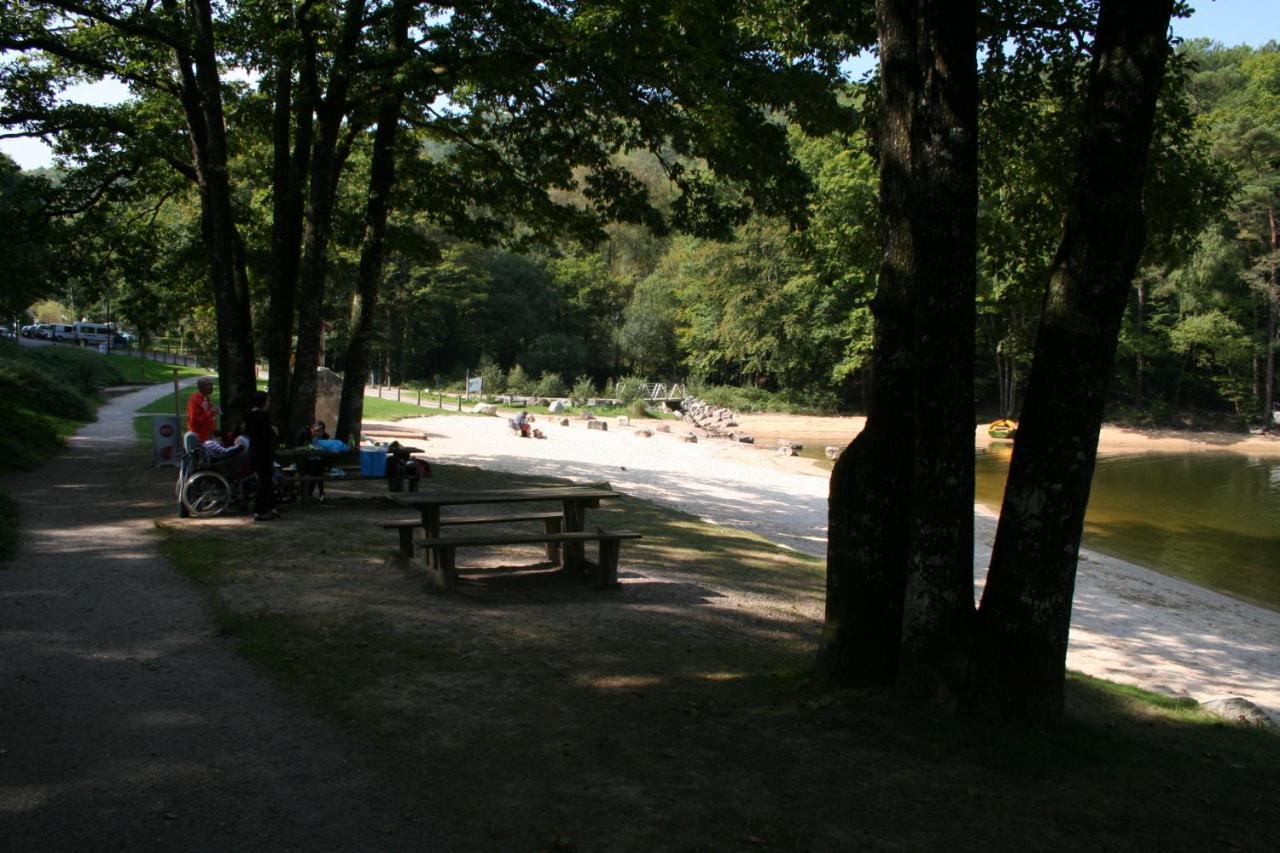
[467, 376, 483, 394]
[151, 414, 183, 467]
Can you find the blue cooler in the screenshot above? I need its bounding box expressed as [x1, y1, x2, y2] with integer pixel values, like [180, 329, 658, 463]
[360, 446, 388, 476]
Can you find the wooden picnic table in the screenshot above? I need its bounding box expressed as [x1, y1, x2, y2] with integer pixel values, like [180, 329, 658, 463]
[386, 485, 620, 572]
[278, 444, 425, 498]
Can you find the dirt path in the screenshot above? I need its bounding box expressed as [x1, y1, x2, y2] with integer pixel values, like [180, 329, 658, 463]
[0, 386, 461, 851]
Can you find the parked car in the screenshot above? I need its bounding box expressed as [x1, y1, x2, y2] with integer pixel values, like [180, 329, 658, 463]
[20, 324, 37, 338]
[0, 326, 15, 339]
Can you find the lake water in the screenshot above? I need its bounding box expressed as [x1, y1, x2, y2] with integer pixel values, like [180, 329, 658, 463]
[782, 440, 1280, 611]
[975, 447, 1280, 611]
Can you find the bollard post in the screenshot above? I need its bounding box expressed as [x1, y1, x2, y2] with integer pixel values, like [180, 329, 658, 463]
[417, 389, 421, 406]
[397, 386, 401, 401]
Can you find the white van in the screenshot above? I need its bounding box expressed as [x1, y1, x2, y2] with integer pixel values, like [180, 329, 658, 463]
[48, 323, 77, 342]
[73, 322, 114, 347]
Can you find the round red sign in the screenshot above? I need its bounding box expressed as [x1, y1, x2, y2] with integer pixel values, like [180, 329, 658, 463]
[158, 423, 175, 438]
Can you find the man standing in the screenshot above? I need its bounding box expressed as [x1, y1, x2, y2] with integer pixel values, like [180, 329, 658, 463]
[186, 377, 217, 441]
[245, 390, 278, 521]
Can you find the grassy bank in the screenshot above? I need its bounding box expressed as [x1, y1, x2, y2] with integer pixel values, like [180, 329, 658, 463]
[133, 386, 438, 441]
[156, 461, 1280, 850]
[102, 352, 206, 385]
[0, 341, 128, 560]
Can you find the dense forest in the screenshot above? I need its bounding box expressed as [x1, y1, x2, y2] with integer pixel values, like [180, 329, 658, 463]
[1, 10, 1275, 428]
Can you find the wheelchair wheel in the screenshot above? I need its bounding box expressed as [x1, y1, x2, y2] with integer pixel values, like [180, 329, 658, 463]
[182, 471, 233, 517]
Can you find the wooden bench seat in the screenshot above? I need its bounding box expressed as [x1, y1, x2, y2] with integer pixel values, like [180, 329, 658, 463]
[416, 529, 642, 591]
[382, 511, 564, 558]
[284, 464, 422, 503]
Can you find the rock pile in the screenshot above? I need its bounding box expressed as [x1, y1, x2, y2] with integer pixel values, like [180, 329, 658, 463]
[681, 399, 739, 438]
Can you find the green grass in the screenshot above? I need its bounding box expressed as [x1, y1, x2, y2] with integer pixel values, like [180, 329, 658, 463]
[132, 387, 496, 440]
[101, 352, 205, 385]
[472, 398, 678, 420]
[133, 385, 216, 442]
[361, 390, 680, 421]
[132, 376, 265, 441]
[155, 459, 1280, 849]
[360, 394, 445, 419]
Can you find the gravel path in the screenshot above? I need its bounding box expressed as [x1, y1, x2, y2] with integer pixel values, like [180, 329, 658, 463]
[0, 385, 462, 851]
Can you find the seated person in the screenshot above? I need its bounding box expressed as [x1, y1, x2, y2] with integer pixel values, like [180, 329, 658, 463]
[196, 433, 252, 480]
[199, 431, 247, 460]
[294, 420, 331, 501]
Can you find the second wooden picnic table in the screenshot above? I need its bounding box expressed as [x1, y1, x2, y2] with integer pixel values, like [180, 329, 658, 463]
[386, 484, 619, 571]
[278, 444, 425, 499]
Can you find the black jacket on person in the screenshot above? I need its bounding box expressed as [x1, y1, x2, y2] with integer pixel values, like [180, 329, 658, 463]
[245, 409, 275, 469]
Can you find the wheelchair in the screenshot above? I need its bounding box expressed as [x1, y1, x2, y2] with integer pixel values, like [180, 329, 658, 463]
[176, 432, 259, 518]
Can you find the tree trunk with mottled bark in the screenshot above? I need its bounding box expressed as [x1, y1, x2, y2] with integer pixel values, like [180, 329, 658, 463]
[966, 0, 1175, 725]
[817, 0, 977, 698]
[1264, 204, 1277, 431]
[266, 11, 317, 432]
[895, 0, 977, 704]
[171, 0, 256, 428]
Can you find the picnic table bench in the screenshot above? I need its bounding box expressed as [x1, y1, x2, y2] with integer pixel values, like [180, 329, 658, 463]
[386, 484, 626, 588]
[417, 529, 642, 591]
[382, 511, 564, 558]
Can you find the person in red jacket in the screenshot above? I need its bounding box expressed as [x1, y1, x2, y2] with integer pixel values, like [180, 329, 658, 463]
[186, 377, 218, 441]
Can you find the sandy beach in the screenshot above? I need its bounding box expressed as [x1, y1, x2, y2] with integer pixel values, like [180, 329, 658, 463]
[366, 409, 1280, 722]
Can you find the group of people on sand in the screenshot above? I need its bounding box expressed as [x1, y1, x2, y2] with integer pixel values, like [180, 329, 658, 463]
[186, 377, 327, 523]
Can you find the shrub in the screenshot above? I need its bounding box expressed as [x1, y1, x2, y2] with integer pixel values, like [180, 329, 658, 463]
[570, 375, 596, 403]
[613, 375, 652, 404]
[477, 358, 505, 395]
[687, 382, 842, 415]
[0, 340, 123, 474]
[27, 344, 125, 398]
[505, 364, 530, 395]
[533, 372, 567, 398]
[628, 400, 649, 419]
[0, 357, 94, 420]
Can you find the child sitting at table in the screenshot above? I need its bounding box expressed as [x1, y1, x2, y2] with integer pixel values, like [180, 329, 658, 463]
[294, 420, 330, 502]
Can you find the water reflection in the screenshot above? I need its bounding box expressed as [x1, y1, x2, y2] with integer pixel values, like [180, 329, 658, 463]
[976, 449, 1280, 611]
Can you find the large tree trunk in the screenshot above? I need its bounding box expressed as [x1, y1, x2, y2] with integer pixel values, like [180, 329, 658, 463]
[966, 0, 1175, 725]
[816, 0, 977, 695]
[266, 10, 317, 432]
[288, 0, 366, 437]
[337, 0, 412, 443]
[895, 0, 978, 704]
[1264, 204, 1277, 431]
[816, 1, 917, 687]
[171, 0, 256, 428]
[1135, 276, 1147, 404]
